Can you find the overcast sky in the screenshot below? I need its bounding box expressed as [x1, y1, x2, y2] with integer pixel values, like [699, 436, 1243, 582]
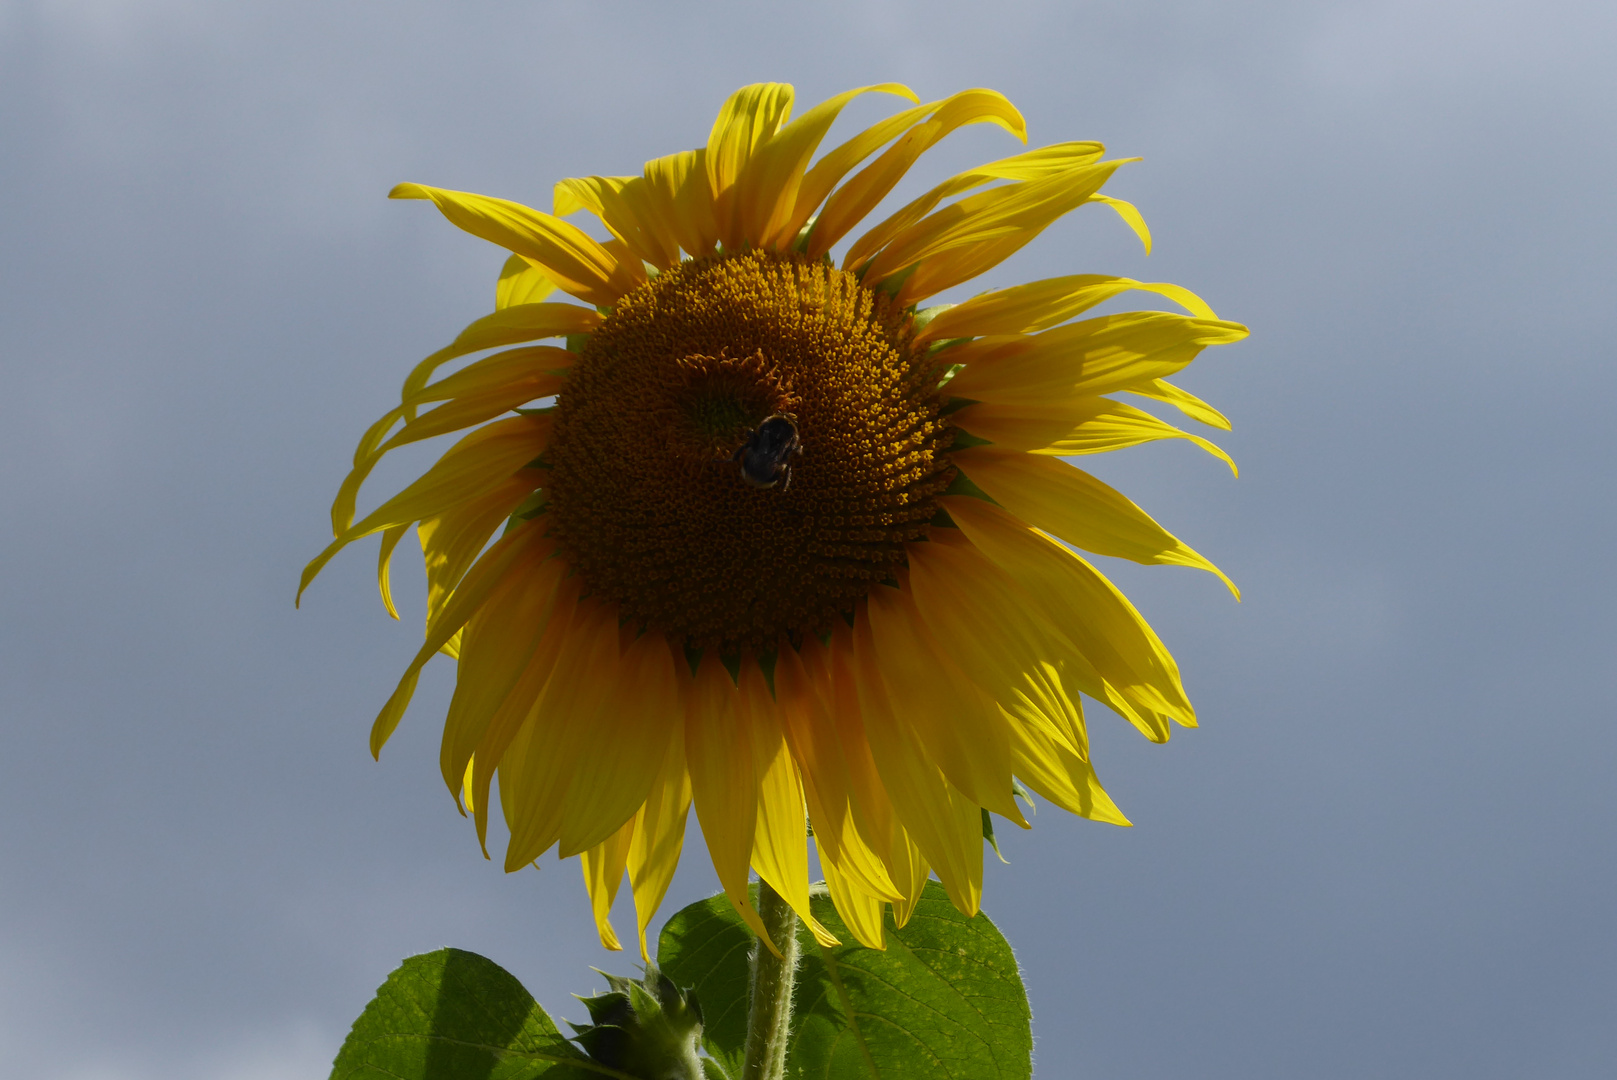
[2, 2, 1614, 1078]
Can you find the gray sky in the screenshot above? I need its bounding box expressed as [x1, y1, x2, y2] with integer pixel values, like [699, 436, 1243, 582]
[2, 1, 1614, 1077]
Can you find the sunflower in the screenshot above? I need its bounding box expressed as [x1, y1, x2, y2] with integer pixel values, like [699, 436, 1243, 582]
[301, 82, 1246, 957]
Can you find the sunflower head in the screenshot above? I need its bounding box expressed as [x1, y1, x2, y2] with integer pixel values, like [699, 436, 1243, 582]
[302, 81, 1247, 957]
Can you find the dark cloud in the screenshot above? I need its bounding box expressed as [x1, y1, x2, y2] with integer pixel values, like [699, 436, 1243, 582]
[1, 1, 1612, 1076]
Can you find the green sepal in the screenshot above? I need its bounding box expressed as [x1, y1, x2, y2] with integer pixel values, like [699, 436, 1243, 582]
[565, 332, 593, 354]
[949, 428, 994, 449]
[910, 303, 955, 333]
[926, 336, 974, 360]
[982, 808, 1009, 864]
[754, 647, 778, 697]
[941, 469, 999, 504]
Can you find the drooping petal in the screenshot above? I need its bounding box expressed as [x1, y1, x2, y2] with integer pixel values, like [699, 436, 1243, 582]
[775, 642, 900, 904]
[366, 521, 553, 757]
[439, 551, 569, 797]
[741, 661, 837, 947]
[682, 655, 773, 949]
[954, 447, 1236, 594]
[1007, 717, 1131, 826]
[865, 582, 1026, 824]
[556, 630, 681, 857]
[376, 524, 409, 620]
[905, 534, 1088, 759]
[851, 606, 986, 916]
[418, 473, 540, 627]
[819, 851, 889, 951]
[581, 817, 636, 951]
[469, 577, 583, 846]
[943, 495, 1198, 739]
[628, 709, 692, 960]
[399, 303, 599, 409]
[390, 183, 637, 306]
[1088, 193, 1152, 253]
[301, 416, 550, 600]
[501, 599, 623, 868]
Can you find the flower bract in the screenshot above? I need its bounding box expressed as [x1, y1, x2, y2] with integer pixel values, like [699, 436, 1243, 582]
[302, 82, 1247, 956]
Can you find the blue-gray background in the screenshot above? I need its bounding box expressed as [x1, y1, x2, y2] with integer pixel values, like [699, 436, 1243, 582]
[2, 1, 1612, 1077]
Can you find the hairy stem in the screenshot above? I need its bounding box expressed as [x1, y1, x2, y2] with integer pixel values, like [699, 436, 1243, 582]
[741, 881, 800, 1080]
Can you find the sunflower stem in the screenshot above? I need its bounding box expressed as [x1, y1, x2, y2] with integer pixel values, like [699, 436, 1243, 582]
[741, 880, 800, 1080]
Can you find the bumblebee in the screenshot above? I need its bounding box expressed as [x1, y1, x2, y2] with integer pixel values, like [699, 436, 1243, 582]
[730, 414, 803, 492]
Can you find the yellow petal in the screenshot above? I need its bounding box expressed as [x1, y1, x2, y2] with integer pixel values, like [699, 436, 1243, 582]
[865, 582, 1025, 823]
[942, 495, 1198, 739]
[820, 850, 889, 951]
[301, 415, 550, 602]
[742, 661, 837, 948]
[439, 551, 569, 796]
[885, 824, 932, 928]
[1126, 377, 1233, 430]
[955, 447, 1236, 594]
[842, 140, 1102, 270]
[905, 534, 1089, 759]
[1007, 718, 1131, 825]
[1088, 193, 1152, 254]
[776, 643, 900, 903]
[502, 599, 624, 869]
[376, 524, 408, 620]
[896, 231, 1040, 308]
[860, 158, 1126, 287]
[418, 473, 540, 628]
[496, 255, 556, 309]
[955, 398, 1236, 475]
[737, 83, 918, 250]
[790, 99, 946, 237]
[628, 708, 693, 960]
[391, 183, 636, 306]
[469, 577, 581, 848]
[915, 275, 1215, 344]
[581, 817, 636, 951]
[706, 83, 795, 250]
[556, 629, 681, 857]
[944, 312, 1249, 407]
[850, 606, 985, 916]
[806, 90, 1027, 260]
[398, 303, 599, 411]
[682, 654, 773, 951]
[367, 522, 552, 757]
[642, 149, 719, 259]
[554, 174, 681, 270]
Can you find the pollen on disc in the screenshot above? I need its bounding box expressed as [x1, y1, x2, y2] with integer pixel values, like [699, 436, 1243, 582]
[543, 250, 956, 652]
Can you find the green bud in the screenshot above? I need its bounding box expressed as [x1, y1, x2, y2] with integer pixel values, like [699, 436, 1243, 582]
[568, 961, 707, 1080]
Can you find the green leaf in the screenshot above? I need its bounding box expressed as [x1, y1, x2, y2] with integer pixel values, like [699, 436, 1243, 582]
[657, 882, 1032, 1080]
[656, 897, 755, 1080]
[329, 948, 618, 1080]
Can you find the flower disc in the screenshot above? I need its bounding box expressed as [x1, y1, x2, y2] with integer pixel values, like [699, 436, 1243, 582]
[544, 250, 955, 651]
